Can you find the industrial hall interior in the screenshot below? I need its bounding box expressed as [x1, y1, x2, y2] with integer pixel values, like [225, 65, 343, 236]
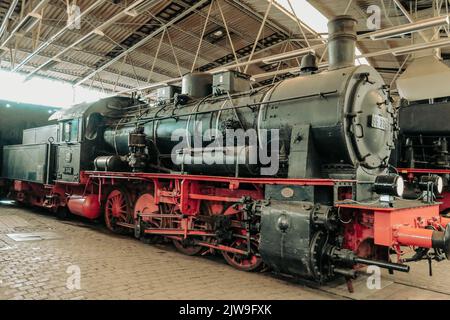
[1, 0, 450, 303]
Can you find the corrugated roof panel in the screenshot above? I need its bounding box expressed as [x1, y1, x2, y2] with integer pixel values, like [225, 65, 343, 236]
[0, 0, 325, 93]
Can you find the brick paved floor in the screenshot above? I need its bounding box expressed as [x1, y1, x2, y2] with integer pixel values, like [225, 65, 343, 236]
[0, 202, 449, 300]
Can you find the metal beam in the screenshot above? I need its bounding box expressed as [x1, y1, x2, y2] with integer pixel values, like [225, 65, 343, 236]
[286, 0, 310, 47]
[249, 38, 450, 81]
[147, 29, 165, 82]
[191, 0, 214, 72]
[392, 0, 430, 42]
[270, 0, 324, 43]
[343, 0, 353, 15]
[130, 2, 235, 63]
[210, 43, 322, 72]
[120, 38, 290, 94]
[3, 34, 176, 86]
[0, 0, 20, 40]
[24, 0, 154, 79]
[5, 6, 206, 84]
[74, 0, 210, 87]
[218, 38, 288, 67]
[227, 0, 324, 53]
[9, 0, 284, 87]
[180, 0, 250, 42]
[29, 12, 213, 74]
[244, 0, 273, 73]
[226, 0, 290, 40]
[0, 65, 118, 94]
[350, 2, 403, 68]
[10, 47, 162, 86]
[389, 54, 410, 87]
[0, 0, 48, 49]
[8, 20, 195, 85]
[216, 0, 240, 68]
[12, 0, 107, 72]
[166, 28, 182, 77]
[46, 0, 222, 61]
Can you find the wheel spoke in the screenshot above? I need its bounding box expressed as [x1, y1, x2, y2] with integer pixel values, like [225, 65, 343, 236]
[105, 189, 132, 233]
[222, 238, 262, 272]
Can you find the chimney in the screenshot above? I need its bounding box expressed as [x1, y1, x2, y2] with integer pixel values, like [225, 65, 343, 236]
[327, 15, 357, 70]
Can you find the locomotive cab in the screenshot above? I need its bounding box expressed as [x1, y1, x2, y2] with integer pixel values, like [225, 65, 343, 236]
[47, 97, 137, 182]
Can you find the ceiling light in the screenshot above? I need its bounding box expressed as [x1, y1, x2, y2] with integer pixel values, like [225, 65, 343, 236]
[213, 30, 224, 37]
[393, 38, 450, 55]
[205, 27, 227, 43]
[369, 15, 450, 40]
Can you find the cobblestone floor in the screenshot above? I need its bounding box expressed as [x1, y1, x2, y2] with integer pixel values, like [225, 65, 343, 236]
[0, 202, 449, 300]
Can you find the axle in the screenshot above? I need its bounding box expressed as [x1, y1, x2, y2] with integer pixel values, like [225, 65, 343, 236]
[329, 247, 411, 273]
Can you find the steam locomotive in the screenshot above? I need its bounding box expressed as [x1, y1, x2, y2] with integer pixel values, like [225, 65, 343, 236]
[2, 16, 450, 285]
[393, 99, 450, 215]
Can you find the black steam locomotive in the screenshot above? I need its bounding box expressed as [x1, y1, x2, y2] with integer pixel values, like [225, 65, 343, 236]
[1, 16, 449, 285]
[393, 98, 450, 214]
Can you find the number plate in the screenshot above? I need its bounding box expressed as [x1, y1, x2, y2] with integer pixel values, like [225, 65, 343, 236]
[370, 114, 389, 131]
[64, 167, 74, 175]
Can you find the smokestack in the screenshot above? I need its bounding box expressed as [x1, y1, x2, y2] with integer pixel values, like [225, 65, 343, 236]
[327, 15, 357, 70]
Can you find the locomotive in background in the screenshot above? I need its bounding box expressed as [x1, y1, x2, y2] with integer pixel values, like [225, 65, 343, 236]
[2, 16, 450, 286]
[393, 98, 450, 214]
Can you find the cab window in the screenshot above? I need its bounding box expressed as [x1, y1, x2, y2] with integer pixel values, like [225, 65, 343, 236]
[62, 119, 79, 142]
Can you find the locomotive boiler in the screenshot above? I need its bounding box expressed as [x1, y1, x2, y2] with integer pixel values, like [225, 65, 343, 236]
[89, 15, 394, 202]
[2, 16, 450, 286]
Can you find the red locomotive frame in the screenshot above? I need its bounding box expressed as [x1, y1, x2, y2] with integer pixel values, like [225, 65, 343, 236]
[5, 170, 450, 271]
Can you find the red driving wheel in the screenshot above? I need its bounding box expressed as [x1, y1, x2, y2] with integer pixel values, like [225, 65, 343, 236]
[134, 192, 162, 243]
[222, 238, 263, 272]
[134, 193, 159, 225]
[105, 189, 133, 233]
